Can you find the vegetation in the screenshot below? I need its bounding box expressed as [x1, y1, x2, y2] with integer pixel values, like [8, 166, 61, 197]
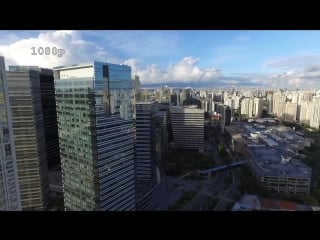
[224, 173, 233, 191]
[48, 193, 64, 211]
[302, 143, 320, 167]
[261, 109, 269, 118]
[166, 150, 216, 176]
[167, 191, 197, 210]
[282, 121, 303, 130]
[217, 143, 232, 164]
[225, 202, 235, 211]
[238, 166, 258, 195]
[204, 111, 211, 120]
[302, 143, 320, 205]
[205, 197, 219, 210]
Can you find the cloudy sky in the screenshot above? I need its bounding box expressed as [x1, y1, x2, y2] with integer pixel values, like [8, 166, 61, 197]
[1, 30, 320, 88]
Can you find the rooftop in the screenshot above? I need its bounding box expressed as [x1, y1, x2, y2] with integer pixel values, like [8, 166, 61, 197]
[248, 146, 311, 178]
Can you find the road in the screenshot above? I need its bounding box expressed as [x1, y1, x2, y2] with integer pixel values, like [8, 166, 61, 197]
[183, 125, 230, 210]
[157, 125, 243, 211]
[214, 169, 240, 210]
[214, 145, 242, 210]
[183, 172, 227, 210]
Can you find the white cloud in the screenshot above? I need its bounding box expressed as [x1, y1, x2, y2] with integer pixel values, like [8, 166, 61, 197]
[0, 30, 117, 69]
[236, 36, 250, 42]
[2, 31, 320, 89]
[288, 78, 303, 87]
[124, 57, 221, 84]
[261, 64, 320, 89]
[264, 54, 320, 70]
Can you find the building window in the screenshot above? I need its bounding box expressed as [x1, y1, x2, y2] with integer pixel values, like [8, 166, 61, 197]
[3, 126, 9, 139]
[5, 144, 11, 156]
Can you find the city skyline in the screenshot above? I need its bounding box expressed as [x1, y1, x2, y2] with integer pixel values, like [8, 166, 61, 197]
[1, 30, 320, 88]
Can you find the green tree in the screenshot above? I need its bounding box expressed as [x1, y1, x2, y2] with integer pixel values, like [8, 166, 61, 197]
[218, 143, 224, 153]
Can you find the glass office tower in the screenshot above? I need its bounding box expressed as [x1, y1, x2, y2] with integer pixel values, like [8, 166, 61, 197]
[135, 102, 167, 210]
[54, 62, 135, 211]
[0, 56, 21, 210]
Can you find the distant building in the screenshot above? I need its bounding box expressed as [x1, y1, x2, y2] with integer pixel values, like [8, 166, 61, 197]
[310, 95, 320, 129]
[273, 91, 286, 118]
[298, 100, 311, 125]
[240, 97, 254, 117]
[169, 106, 204, 151]
[232, 194, 314, 211]
[253, 98, 263, 118]
[284, 102, 297, 122]
[158, 85, 170, 104]
[135, 102, 168, 210]
[247, 146, 311, 195]
[170, 93, 177, 106]
[229, 122, 311, 195]
[132, 75, 140, 119]
[267, 91, 273, 114]
[218, 105, 231, 127]
[0, 56, 21, 210]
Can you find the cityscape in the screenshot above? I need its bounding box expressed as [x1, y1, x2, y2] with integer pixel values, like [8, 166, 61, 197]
[1, 30, 320, 211]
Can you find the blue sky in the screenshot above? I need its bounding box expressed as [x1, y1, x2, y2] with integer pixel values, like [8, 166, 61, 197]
[1, 30, 320, 88]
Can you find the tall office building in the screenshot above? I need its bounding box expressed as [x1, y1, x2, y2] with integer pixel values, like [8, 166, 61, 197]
[132, 75, 140, 120]
[240, 97, 254, 118]
[310, 96, 320, 129]
[253, 98, 263, 118]
[232, 95, 240, 110]
[159, 85, 170, 104]
[224, 98, 234, 109]
[9, 66, 60, 170]
[273, 91, 286, 118]
[170, 93, 177, 106]
[267, 91, 273, 114]
[0, 57, 21, 211]
[135, 102, 167, 210]
[284, 102, 297, 122]
[169, 106, 204, 151]
[6, 67, 50, 210]
[298, 101, 311, 125]
[219, 105, 231, 127]
[54, 62, 135, 211]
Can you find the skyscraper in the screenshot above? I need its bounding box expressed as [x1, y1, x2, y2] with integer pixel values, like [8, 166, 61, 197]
[54, 62, 136, 211]
[298, 100, 311, 125]
[240, 97, 253, 117]
[135, 102, 167, 210]
[6, 67, 49, 210]
[253, 97, 263, 118]
[222, 105, 232, 127]
[273, 91, 286, 118]
[169, 106, 204, 151]
[8, 66, 60, 169]
[266, 91, 273, 115]
[284, 102, 297, 122]
[310, 95, 320, 129]
[0, 56, 21, 211]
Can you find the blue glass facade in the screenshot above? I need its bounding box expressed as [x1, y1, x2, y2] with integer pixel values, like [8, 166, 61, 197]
[55, 62, 135, 211]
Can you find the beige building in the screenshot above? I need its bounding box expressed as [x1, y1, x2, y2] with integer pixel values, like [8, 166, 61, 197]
[6, 69, 50, 210]
[284, 102, 297, 122]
